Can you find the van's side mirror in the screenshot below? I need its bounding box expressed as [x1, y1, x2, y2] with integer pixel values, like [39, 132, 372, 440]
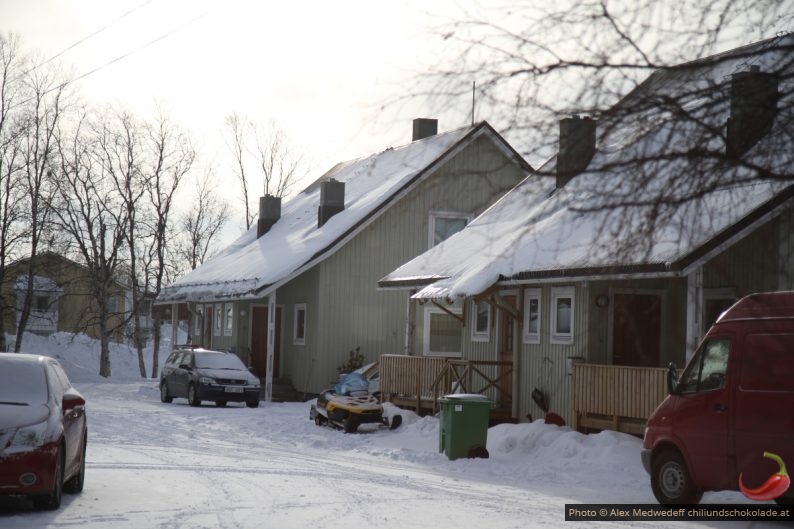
[666, 362, 679, 394]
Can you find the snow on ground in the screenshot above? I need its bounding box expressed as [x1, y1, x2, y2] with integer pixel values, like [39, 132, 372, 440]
[0, 330, 784, 528]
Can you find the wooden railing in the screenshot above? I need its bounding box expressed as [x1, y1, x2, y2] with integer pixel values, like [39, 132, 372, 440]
[571, 362, 671, 435]
[429, 359, 512, 414]
[379, 354, 512, 415]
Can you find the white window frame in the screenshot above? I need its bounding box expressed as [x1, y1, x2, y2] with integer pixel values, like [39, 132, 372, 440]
[523, 288, 542, 344]
[470, 300, 490, 342]
[423, 303, 463, 357]
[224, 303, 233, 336]
[428, 211, 472, 248]
[293, 303, 307, 345]
[550, 286, 575, 344]
[194, 305, 204, 335]
[214, 303, 222, 336]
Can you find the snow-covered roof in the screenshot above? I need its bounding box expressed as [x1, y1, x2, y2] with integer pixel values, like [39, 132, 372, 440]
[159, 122, 528, 303]
[380, 34, 794, 300]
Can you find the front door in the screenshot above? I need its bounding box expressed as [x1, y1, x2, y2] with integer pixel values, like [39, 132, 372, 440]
[613, 293, 661, 367]
[251, 306, 281, 378]
[498, 295, 516, 407]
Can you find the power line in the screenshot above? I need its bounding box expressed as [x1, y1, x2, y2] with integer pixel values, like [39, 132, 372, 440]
[9, 10, 207, 112]
[21, 0, 155, 77]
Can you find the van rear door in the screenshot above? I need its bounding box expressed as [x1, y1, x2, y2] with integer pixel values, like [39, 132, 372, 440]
[733, 331, 794, 492]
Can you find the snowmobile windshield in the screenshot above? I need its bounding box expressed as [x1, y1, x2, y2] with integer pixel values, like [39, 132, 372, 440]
[334, 372, 370, 395]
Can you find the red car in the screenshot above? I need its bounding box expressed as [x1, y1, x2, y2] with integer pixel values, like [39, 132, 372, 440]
[0, 353, 87, 510]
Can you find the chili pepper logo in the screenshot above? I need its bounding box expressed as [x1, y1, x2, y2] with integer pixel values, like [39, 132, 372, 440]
[739, 452, 790, 501]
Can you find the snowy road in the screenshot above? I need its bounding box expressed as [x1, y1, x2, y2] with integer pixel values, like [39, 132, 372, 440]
[0, 381, 787, 529]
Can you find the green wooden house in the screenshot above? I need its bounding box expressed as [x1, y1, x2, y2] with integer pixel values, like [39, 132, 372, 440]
[157, 119, 532, 400]
[378, 35, 794, 432]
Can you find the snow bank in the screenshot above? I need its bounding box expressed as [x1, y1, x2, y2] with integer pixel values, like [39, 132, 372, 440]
[5, 324, 186, 383]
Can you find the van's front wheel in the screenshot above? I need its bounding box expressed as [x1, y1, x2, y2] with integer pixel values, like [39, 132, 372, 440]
[651, 450, 703, 505]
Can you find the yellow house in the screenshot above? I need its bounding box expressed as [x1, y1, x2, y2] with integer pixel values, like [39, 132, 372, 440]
[3, 252, 129, 343]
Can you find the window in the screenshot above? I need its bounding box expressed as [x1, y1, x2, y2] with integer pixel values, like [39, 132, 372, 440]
[214, 303, 222, 336]
[471, 301, 490, 342]
[429, 212, 470, 248]
[224, 303, 233, 336]
[35, 295, 49, 312]
[550, 287, 574, 344]
[106, 296, 118, 314]
[523, 288, 541, 344]
[678, 338, 730, 393]
[194, 305, 204, 335]
[424, 305, 462, 356]
[294, 304, 306, 345]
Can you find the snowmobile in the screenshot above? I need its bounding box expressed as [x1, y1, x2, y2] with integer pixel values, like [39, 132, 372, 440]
[310, 372, 402, 433]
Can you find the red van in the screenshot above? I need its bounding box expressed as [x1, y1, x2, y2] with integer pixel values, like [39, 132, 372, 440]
[642, 291, 794, 505]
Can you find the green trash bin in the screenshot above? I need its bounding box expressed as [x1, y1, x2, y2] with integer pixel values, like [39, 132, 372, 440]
[438, 394, 492, 460]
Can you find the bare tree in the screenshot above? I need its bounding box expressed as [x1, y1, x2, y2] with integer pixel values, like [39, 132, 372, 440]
[225, 113, 254, 230]
[176, 169, 229, 272]
[143, 111, 194, 378]
[0, 38, 72, 352]
[92, 108, 150, 376]
[0, 34, 28, 351]
[224, 114, 305, 230]
[53, 113, 129, 377]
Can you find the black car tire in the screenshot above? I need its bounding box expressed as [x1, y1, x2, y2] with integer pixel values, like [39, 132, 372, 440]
[64, 431, 87, 493]
[215, 400, 227, 407]
[160, 381, 173, 403]
[651, 449, 703, 505]
[34, 443, 64, 510]
[188, 384, 201, 407]
[246, 399, 260, 408]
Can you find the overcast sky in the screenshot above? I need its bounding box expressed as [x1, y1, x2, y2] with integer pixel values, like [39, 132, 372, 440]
[3, 0, 482, 237]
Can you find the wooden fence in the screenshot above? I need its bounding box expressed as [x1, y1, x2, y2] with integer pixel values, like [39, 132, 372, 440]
[571, 362, 671, 435]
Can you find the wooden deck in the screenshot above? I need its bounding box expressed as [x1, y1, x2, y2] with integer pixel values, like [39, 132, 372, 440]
[571, 363, 671, 435]
[379, 354, 513, 420]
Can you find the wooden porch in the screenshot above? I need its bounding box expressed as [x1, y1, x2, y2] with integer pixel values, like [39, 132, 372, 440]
[380, 356, 673, 435]
[379, 354, 514, 421]
[572, 362, 671, 435]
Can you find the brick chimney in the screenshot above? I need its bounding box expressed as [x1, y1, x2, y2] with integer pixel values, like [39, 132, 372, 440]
[557, 115, 596, 188]
[412, 118, 438, 141]
[257, 195, 281, 238]
[318, 179, 345, 228]
[726, 66, 779, 158]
